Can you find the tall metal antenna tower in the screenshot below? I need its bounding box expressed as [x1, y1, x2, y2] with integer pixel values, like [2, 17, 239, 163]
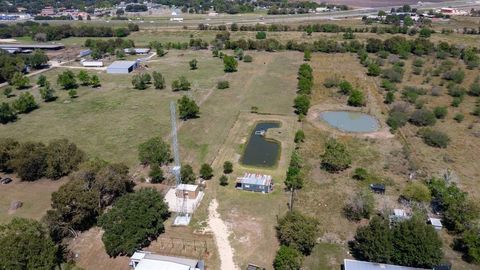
[170, 101, 190, 225]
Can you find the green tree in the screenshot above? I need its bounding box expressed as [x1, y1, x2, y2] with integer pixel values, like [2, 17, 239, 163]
[409, 109, 436, 126]
[9, 141, 47, 181]
[189, 59, 198, 70]
[181, 164, 196, 184]
[351, 216, 394, 263]
[348, 90, 366, 107]
[98, 188, 169, 257]
[339, 80, 353, 95]
[0, 102, 17, 124]
[44, 139, 85, 180]
[178, 95, 199, 120]
[12, 92, 37, 114]
[10, 72, 30, 89]
[223, 161, 233, 174]
[132, 74, 147, 90]
[276, 211, 318, 255]
[138, 136, 171, 165]
[294, 95, 310, 115]
[321, 139, 352, 173]
[152, 71, 165, 89]
[149, 164, 164, 183]
[172, 76, 191, 91]
[223, 55, 238, 72]
[37, 74, 47, 87]
[40, 84, 56, 102]
[385, 91, 395, 104]
[77, 70, 91, 86]
[256, 31, 267, 39]
[116, 49, 126, 59]
[29, 50, 49, 69]
[90, 75, 101, 88]
[0, 218, 58, 270]
[199, 163, 213, 180]
[454, 229, 480, 264]
[219, 174, 228, 186]
[433, 106, 447, 119]
[273, 245, 303, 270]
[0, 138, 19, 171]
[57, 70, 77, 90]
[391, 216, 443, 268]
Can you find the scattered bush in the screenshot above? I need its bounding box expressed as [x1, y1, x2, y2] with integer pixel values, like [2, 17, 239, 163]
[273, 245, 303, 270]
[454, 113, 464, 123]
[418, 128, 450, 148]
[348, 90, 366, 107]
[321, 139, 351, 173]
[409, 109, 436, 126]
[276, 211, 318, 255]
[149, 164, 164, 183]
[178, 95, 199, 120]
[138, 137, 171, 165]
[339, 80, 353, 95]
[344, 189, 374, 221]
[12, 92, 37, 114]
[217, 80, 229, 89]
[243, 55, 253, 62]
[402, 182, 431, 202]
[199, 163, 213, 180]
[433, 106, 447, 119]
[219, 175, 228, 186]
[294, 130, 305, 143]
[323, 77, 340, 88]
[223, 161, 233, 174]
[171, 76, 191, 91]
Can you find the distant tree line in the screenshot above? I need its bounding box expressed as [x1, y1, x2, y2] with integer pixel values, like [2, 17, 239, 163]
[0, 49, 49, 83]
[0, 21, 138, 41]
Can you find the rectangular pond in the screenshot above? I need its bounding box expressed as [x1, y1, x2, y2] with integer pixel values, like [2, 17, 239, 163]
[240, 122, 280, 168]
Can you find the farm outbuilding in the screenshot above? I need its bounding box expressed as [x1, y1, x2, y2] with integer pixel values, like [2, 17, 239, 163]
[428, 218, 443, 231]
[130, 251, 205, 270]
[106, 60, 138, 74]
[344, 259, 428, 270]
[124, 48, 150, 54]
[236, 173, 273, 193]
[81, 60, 103, 67]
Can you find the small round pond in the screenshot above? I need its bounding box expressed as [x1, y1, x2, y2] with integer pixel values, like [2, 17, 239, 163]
[319, 111, 380, 133]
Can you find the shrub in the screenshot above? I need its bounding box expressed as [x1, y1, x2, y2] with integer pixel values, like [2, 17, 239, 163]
[243, 55, 253, 62]
[0, 103, 17, 124]
[447, 85, 466, 98]
[294, 95, 310, 115]
[381, 80, 397, 92]
[402, 182, 431, 202]
[57, 70, 77, 90]
[339, 80, 353, 95]
[433, 106, 447, 119]
[431, 86, 442, 96]
[149, 164, 164, 183]
[323, 77, 340, 88]
[344, 189, 374, 221]
[219, 175, 228, 186]
[273, 245, 303, 270]
[409, 109, 436, 126]
[348, 90, 366, 107]
[180, 164, 196, 184]
[178, 95, 199, 120]
[418, 128, 450, 148]
[199, 163, 213, 180]
[256, 31, 266, 39]
[294, 130, 305, 143]
[352, 167, 368, 181]
[223, 55, 238, 72]
[367, 63, 381, 76]
[454, 113, 464, 123]
[451, 97, 463, 107]
[138, 137, 171, 165]
[223, 161, 233, 174]
[217, 80, 229, 89]
[385, 91, 395, 104]
[276, 211, 318, 255]
[152, 71, 165, 89]
[171, 76, 191, 91]
[12, 92, 37, 114]
[443, 69, 465, 84]
[469, 81, 480, 96]
[321, 139, 352, 173]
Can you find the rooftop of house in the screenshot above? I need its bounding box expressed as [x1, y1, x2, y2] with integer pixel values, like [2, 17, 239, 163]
[344, 259, 428, 270]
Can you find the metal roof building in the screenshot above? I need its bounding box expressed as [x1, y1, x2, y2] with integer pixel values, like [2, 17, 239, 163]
[124, 48, 151, 54]
[0, 44, 64, 50]
[106, 60, 138, 74]
[344, 259, 428, 270]
[130, 251, 205, 270]
[236, 173, 273, 193]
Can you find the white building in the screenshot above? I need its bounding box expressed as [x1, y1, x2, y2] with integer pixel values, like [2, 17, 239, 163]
[130, 251, 205, 270]
[170, 17, 184, 22]
[81, 60, 104, 67]
[428, 218, 443, 231]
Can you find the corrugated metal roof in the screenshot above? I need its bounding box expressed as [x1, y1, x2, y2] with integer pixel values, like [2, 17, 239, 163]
[107, 60, 137, 69]
[344, 259, 428, 270]
[429, 218, 442, 227]
[238, 173, 272, 186]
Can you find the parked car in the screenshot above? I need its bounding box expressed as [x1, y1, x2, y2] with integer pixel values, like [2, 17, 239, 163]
[1, 178, 12, 184]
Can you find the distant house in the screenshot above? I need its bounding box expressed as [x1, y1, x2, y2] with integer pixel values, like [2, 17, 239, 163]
[124, 48, 151, 54]
[106, 60, 138, 74]
[343, 259, 429, 270]
[40, 6, 56, 16]
[236, 173, 273, 193]
[428, 218, 443, 231]
[175, 184, 200, 200]
[130, 251, 205, 270]
[81, 60, 103, 67]
[170, 17, 184, 22]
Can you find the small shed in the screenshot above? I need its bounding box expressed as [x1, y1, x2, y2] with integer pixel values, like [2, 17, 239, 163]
[124, 48, 151, 55]
[236, 173, 272, 193]
[428, 218, 443, 231]
[81, 60, 103, 67]
[107, 60, 138, 74]
[175, 184, 200, 200]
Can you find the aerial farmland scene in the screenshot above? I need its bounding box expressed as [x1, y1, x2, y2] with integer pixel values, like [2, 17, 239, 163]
[1, 0, 480, 269]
